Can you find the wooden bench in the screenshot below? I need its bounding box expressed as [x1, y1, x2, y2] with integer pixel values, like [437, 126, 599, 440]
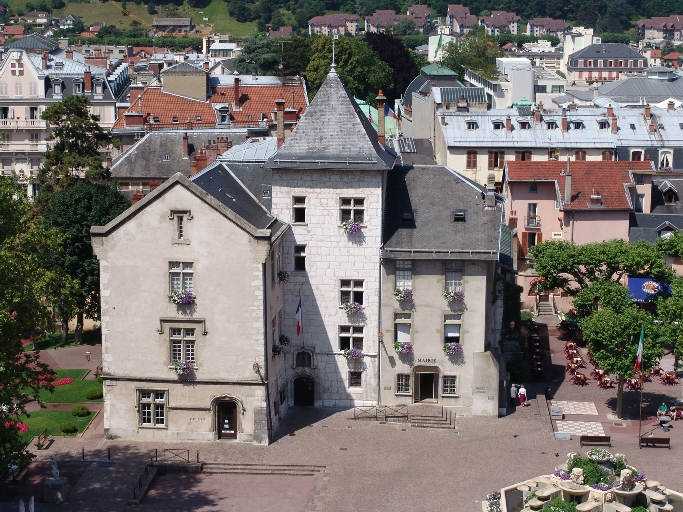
[35, 428, 52, 450]
[639, 436, 671, 449]
[580, 435, 612, 447]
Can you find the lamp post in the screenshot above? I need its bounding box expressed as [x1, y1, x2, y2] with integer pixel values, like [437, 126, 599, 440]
[378, 332, 384, 345]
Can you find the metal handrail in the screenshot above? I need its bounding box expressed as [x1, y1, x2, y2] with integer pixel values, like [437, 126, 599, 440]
[525, 215, 541, 227]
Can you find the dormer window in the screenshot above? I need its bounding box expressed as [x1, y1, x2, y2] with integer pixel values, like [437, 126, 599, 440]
[172, 116, 178, 123]
[163, 154, 170, 162]
[94, 83, 103, 95]
[598, 120, 609, 129]
[466, 121, 477, 130]
[218, 107, 229, 124]
[453, 210, 466, 222]
[546, 121, 557, 129]
[519, 121, 530, 130]
[74, 82, 82, 94]
[571, 122, 583, 130]
[492, 121, 504, 130]
[152, 116, 160, 124]
[195, 115, 202, 123]
[664, 191, 677, 204]
[660, 151, 673, 170]
[53, 82, 62, 95]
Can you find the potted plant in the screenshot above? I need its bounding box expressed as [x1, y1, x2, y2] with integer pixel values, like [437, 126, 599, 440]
[171, 360, 196, 375]
[394, 288, 413, 302]
[169, 291, 196, 304]
[277, 270, 289, 283]
[278, 334, 290, 346]
[341, 219, 362, 234]
[342, 301, 364, 315]
[393, 340, 413, 355]
[443, 342, 463, 355]
[444, 290, 465, 303]
[272, 345, 283, 356]
[342, 347, 364, 359]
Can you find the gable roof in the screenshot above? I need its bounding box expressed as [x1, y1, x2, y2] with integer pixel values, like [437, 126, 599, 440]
[161, 61, 205, 74]
[570, 43, 644, 61]
[630, 212, 683, 243]
[2, 26, 28, 35]
[267, 65, 396, 171]
[505, 160, 654, 211]
[4, 32, 59, 51]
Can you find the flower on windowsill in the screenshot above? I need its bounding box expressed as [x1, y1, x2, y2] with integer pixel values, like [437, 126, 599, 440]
[272, 345, 284, 356]
[171, 361, 196, 375]
[443, 342, 462, 355]
[394, 288, 413, 302]
[169, 291, 196, 304]
[278, 334, 290, 346]
[277, 270, 289, 283]
[341, 219, 362, 234]
[342, 347, 364, 359]
[443, 290, 465, 303]
[342, 301, 364, 315]
[393, 341, 413, 355]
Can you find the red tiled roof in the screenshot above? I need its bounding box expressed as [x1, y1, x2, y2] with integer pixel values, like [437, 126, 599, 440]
[505, 160, 655, 210]
[664, 52, 682, 60]
[208, 83, 307, 126]
[3, 26, 27, 35]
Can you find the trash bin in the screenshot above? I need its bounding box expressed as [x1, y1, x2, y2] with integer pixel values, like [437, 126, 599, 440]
[545, 388, 553, 400]
[663, 424, 670, 432]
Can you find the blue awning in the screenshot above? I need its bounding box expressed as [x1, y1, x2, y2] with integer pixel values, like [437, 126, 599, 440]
[627, 276, 670, 302]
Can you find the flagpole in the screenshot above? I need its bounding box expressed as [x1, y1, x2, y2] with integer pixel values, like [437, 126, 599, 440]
[637, 326, 644, 443]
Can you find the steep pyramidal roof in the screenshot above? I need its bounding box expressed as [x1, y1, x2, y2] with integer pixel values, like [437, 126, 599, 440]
[267, 65, 396, 171]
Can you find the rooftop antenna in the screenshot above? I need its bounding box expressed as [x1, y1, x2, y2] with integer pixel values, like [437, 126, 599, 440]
[332, 34, 339, 68]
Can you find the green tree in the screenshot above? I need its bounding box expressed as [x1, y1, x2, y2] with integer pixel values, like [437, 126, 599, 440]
[580, 307, 660, 418]
[304, 35, 393, 104]
[235, 37, 279, 75]
[38, 96, 120, 200]
[365, 32, 419, 104]
[0, 178, 72, 468]
[441, 27, 503, 81]
[572, 279, 634, 319]
[656, 276, 683, 373]
[41, 181, 130, 345]
[391, 18, 418, 36]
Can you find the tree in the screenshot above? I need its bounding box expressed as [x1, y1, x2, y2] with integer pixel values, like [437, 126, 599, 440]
[0, 178, 72, 468]
[441, 27, 503, 81]
[281, 37, 313, 76]
[38, 96, 120, 201]
[656, 276, 683, 373]
[304, 35, 393, 104]
[580, 306, 660, 418]
[364, 32, 419, 104]
[41, 181, 130, 344]
[571, 279, 634, 319]
[391, 18, 418, 36]
[146, 2, 156, 14]
[235, 38, 279, 75]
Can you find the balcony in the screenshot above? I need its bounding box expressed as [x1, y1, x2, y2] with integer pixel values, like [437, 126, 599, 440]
[0, 119, 48, 129]
[525, 215, 541, 228]
[0, 141, 49, 153]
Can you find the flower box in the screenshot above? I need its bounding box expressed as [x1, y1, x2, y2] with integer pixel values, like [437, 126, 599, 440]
[171, 361, 196, 375]
[393, 341, 413, 355]
[342, 301, 364, 315]
[343, 347, 364, 360]
[443, 290, 465, 303]
[272, 345, 283, 356]
[169, 291, 196, 304]
[341, 220, 362, 234]
[277, 270, 289, 283]
[443, 342, 462, 355]
[394, 288, 413, 302]
[278, 334, 290, 346]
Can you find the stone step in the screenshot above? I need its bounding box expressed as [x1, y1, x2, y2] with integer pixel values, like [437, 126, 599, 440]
[409, 414, 449, 421]
[410, 422, 456, 429]
[201, 463, 323, 476]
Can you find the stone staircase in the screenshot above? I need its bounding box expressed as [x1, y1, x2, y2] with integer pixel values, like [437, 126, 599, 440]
[202, 462, 325, 476]
[407, 404, 456, 430]
[536, 301, 554, 316]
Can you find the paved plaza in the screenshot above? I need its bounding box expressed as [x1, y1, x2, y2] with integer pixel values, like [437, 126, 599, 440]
[2, 319, 683, 512]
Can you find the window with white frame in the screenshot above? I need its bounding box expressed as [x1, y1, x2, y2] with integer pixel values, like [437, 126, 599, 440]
[339, 325, 363, 350]
[28, 81, 37, 97]
[340, 197, 364, 224]
[444, 314, 462, 343]
[395, 260, 412, 289]
[170, 328, 195, 363]
[660, 150, 673, 169]
[138, 391, 166, 426]
[292, 196, 306, 223]
[445, 261, 463, 292]
[14, 81, 22, 97]
[443, 375, 458, 395]
[0, 82, 7, 96]
[340, 279, 364, 305]
[348, 371, 362, 388]
[10, 61, 23, 76]
[396, 374, 410, 393]
[74, 82, 82, 94]
[31, 158, 41, 169]
[394, 313, 412, 343]
[169, 262, 193, 293]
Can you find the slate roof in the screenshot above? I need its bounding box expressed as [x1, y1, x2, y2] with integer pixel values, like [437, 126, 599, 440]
[403, 64, 463, 108]
[505, 160, 655, 211]
[433, 86, 488, 104]
[267, 65, 396, 171]
[598, 75, 683, 104]
[569, 43, 646, 63]
[220, 137, 278, 162]
[161, 61, 205, 74]
[383, 165, 502, 259]
[652, 178, 683, 214]
[630, 212, 683, 243]
[4, 32, 59, 51]
[447, 4, 471, 17]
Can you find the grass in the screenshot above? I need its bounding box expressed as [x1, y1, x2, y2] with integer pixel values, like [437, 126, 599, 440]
[63, 1, 158, 30]
[17, 410, 90, 443]
[178, 0, 257, 37]
[29, 369, 103, 404]
[24, 328, 100, 351]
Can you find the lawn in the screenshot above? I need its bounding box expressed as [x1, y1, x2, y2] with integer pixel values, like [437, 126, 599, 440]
[178, 0, 257, 37]
[17, 410, 91, 444]
[63, 1, 158, 30]
[29, 370, 103, 404]
[24, 328, 100, 351]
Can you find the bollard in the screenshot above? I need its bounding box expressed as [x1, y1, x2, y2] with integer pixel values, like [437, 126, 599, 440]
[155, 449, 158, 462]
[108, 448, 110, 461]
[82, 447, 85, 461]
[196, 450, 199, 463]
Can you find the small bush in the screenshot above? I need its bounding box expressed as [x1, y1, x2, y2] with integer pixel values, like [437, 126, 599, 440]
[84, 387, 103, 400]
[96, 374, 103, 384]
[60, 422, 78, 434]
[546, 497, 577, 511]
[507, 357, 529, 383]
[566, 457, 610, 485]
[631, 507, 648, 512]
[71, 405, 90, 417]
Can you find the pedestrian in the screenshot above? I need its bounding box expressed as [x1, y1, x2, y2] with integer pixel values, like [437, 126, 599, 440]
[510, 384, 518, 406]
[519, 385, 527, 407]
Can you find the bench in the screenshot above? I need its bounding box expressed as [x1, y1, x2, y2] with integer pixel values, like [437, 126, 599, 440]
[580, 435, 612, 447]
[639, 436, 671, 449]
[35, 428, 52, 450]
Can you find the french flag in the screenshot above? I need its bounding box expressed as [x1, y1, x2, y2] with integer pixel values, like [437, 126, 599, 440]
[634, 326, 644, 373]
[384, 104, 399, 119]
[295, 296, 302, 336]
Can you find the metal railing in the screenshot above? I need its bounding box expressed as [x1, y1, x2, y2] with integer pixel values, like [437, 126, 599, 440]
[0, 119, 47, 129]
[354, 406, 378, 420]
[132, 462, 153, 501]
[525, 215, 541, 228]
[163, 448, 189, 463]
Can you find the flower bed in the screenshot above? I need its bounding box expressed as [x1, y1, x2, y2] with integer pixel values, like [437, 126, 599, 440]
[443, 342, 462, 355]
[394, 288, 413, 302]
[171, 361, 196, 375]
[393, 341, 413, 355]
[485, 492, 501, 512]
[341, 220, 362, 234]
[342, 302, 364, 315]
[443, 290, 465, 303]
[343, 347, 364, 360]
[4, 421, 29, 433]
[169, 291, 196, 304]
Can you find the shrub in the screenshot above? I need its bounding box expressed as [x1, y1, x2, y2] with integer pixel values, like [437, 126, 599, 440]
[71, 405, 90, 417]
[84, 387, 103, 400]
[507, 357, 529, 382]
[566, 457, 610, 485]
[546, 498, 577, 512]
[60, 422, 77, 434]
[96, 374, 103, 384]
[631, 507, 648, 512]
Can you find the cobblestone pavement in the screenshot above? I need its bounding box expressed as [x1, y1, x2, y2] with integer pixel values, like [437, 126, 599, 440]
[2, 322, 682, 512]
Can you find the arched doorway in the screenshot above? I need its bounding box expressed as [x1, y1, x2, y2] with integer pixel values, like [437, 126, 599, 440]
[293, 376, 314, 406]
[217, 401, 237, 439]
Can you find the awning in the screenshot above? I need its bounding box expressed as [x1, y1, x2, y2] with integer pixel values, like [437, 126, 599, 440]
[627, 276, 670, 302]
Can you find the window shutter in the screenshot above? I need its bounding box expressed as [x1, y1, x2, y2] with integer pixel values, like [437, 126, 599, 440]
[515, 151, 521, 161]
[537, 232, 543, 244]
[525, 151, 532, 161]
[488, 151, 495, 169]
[499, 151, 505, 163]
[521, 232, 528, 256]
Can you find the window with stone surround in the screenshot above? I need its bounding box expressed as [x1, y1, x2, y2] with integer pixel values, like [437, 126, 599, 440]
[394, 313, 412, 344]
[340, 279, 364, 305]
[445, 262, 462, 292]
[339, 325, 363, 351]
[396, 374, 410, 394]
[348, 371, 362, 388]
[295, 350, 312, 367]
[292, 196, 306, 223]
[138, 391, 166, 427]
[169, 262, 193, 293]
[442, 375, 458, 395]
[444, 314, 462, 344]
[395, 261, 412, 289]
[170, 327, 195, 363]
[340, 198, 364, 224]
[294, 245, 306, 271]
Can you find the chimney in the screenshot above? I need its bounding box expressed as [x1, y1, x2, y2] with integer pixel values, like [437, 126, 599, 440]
[140, 79, 148, 89]
[485, 173, 496, 207]
[105, 156, 112, 168]
[645, 103, 651, 118]
[149, 179, 162, 191]
[186, 119, 192, 131]
[190, 160, 198, 176]
[41, 51, 47, 70]
[217, 136, 231, 154]
[376, 90, 386, 146]
[505, 114, 511, 131]
[84, 66, 92, 93]
[607, 103, 613, 117]
[441, 114, 446, 126]
[668, 100, 675, 111]
[564, 160, 572, 205]
[275, 99, 286, 147]
[611, 116, 618, 133]
[649, 120, 656, 133]
[108, 62, 114, 73]
[569, 101, 577, 112]
[203, 61, 209, 70]
[130, 189, 145, 205]
[561, 112, 568, 132]
[534, 101, 543, 122]
[66, 49, 73, 60]
[233, 77, 240, 106]
[182, 132, 189, 158]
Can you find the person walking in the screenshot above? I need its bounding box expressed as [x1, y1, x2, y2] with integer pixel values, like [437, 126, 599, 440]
[519, 385, 527, 407]
[510, 384, 518, 406]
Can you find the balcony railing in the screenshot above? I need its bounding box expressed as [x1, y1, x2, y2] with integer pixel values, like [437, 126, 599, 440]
[525, 215, 541, 228]
[0, 119, 48, 129]
[0, 142, 48, 152]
